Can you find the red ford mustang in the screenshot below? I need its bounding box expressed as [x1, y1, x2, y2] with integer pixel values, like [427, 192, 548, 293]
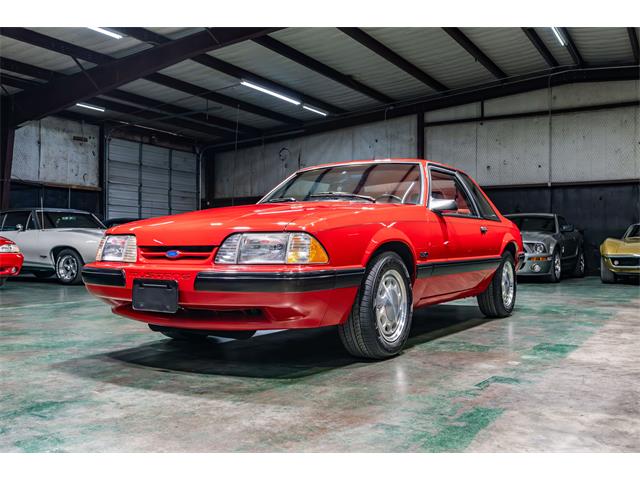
[0, 236, 24, 287]
[83, 159, 523, 359]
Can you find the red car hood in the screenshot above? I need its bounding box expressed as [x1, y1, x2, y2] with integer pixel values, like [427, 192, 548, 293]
[108, 202, 398, 246]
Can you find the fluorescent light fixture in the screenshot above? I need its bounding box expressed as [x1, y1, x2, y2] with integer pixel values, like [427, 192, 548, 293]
[87, 27, 123, 40]
[550, 27, 566, 46]
[76, 103, 105, 112]
[240, 80, 300, 105]
[302, 105, 328, 117]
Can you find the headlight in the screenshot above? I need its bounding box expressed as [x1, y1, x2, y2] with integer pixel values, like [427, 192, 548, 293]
[533, 242, 546, 254]
[96, 235, 137, 262]
[215, 233, 329, 264]
[0, 243, 20, 253]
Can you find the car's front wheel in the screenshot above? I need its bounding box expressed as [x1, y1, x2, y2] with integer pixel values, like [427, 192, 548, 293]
[338, 251, 413, 359]
[477, 251, 516, 318]
[547, 251, 562, 283]
[55, 249, 84, 285]
[600, 258, 616, 284]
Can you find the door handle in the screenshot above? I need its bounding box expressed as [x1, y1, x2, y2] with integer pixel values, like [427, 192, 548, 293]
[480, 226, 488, 234]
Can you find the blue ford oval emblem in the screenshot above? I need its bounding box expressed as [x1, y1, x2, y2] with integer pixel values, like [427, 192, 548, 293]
[166, 250, 180, 259]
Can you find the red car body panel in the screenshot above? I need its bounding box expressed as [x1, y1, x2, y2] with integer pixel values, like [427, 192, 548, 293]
[83, 159, 523, 331]
[0, 236, 24, 278]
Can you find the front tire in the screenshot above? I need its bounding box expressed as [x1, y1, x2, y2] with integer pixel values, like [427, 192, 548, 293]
[572, 247, 585, 278]
[477, 251, 516, 318]
[547, 251, 562, 283]
[55, 249, 84, 285]
[600, 258, 616, 284]
[339, 252, 413, 360]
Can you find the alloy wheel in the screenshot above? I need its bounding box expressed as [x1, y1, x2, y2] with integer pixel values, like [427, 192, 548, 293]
[374, 270, 408, 343]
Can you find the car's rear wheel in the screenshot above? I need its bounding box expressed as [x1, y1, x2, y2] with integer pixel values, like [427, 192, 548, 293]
[338, 251, 413, 360]
[547, 251, 562, 283]
[572, 247, 585, 277]
[55, 249, 84, 285]
[600, 258, 616, 284]
[477, 251, 516, 318]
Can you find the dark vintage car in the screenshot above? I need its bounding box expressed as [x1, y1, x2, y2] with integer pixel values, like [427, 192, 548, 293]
[506, 213, 584, 282]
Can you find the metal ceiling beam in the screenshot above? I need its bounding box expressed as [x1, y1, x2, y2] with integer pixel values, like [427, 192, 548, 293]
[442, 28, 507, 79]
[522, 28, 559, 68]
[0, 56, 261, 137]
[628, 28, 639, 64]
[558, 28, 584, 67]
[0, 27, 296, 127]
[338, 27, 448, 92]
[113, 27, 345, 115]
[253, 35, 394, 104]
[0, 71, 231, 140]
[212, 65, 640, 152]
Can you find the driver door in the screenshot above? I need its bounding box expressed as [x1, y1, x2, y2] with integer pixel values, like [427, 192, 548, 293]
[0, 210, 42, 268]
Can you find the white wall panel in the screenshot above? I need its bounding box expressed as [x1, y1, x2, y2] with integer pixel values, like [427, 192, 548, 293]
[12, 117, 99, 188]
[551, 107, 638, 182]
[425, 123, 477, 176]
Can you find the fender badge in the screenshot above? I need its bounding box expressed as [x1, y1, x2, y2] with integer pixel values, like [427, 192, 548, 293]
[166, 250, 181, 259]
[419, 251, 429, 259]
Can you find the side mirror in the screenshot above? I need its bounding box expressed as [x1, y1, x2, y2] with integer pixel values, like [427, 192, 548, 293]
[15, 224, 24, 232]
[430, 198, 458, 214]
[560, 224, 574, 233]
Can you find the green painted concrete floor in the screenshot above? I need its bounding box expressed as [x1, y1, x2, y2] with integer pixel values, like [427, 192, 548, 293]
[1, 276, 639, 452]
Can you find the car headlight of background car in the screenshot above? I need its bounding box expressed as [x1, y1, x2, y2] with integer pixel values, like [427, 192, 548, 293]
[532, 242, 546, 254]
[216, 232, 329, 264]
[0, 243, 20, 253]
[96, 235, 137, 262]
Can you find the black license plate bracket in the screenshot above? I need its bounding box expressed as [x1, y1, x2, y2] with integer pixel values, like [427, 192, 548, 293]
[132, 279, 179, 313]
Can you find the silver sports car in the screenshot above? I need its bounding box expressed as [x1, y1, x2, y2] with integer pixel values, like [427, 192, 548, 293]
[505, 213, 585, 282]
[0, 208, 105, 284]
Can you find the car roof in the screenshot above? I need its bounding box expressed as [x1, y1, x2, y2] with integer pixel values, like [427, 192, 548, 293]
[296, 158, 461, 173]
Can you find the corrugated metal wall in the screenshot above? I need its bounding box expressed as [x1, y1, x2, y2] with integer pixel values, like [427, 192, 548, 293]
[106, 138, 198, 219]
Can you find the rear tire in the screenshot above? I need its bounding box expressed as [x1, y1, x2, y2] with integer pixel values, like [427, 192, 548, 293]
[338, 252, 413, 360]
[477, 251, 516, 318]
[600, 258, 616, 284]
[572, 247, 585, 278]
[55, 249, 84, 285]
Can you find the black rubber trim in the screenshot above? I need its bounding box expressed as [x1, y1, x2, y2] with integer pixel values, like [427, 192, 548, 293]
[194, 268, 365, 292]
[416, 257, 502, 279]
[81, 267, 125, 286]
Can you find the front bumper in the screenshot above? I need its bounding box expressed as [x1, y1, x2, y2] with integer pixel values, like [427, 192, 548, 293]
[82, 263, 364, 331]
[0, 253, 24, 277]
[602, 255, 640, 276]
[516, 253, 552, 276]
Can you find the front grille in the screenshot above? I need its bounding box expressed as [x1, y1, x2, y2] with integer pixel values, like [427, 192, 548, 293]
[139, 245, 215, 262]
[609, 256, 640, 267]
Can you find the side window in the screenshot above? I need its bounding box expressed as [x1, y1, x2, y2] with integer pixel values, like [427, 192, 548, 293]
[26, 213, 37, 230]
[0, 211, 30, 231]
[460, 174, 499, 220]
[429, 170, 478, 217]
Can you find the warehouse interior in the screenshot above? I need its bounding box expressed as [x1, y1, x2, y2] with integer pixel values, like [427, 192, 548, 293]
[1, 26, 639, 453]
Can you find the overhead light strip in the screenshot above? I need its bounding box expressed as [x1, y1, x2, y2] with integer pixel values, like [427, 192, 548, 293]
[302, 105, 328, 116]
[87, 27, 123, 40]
[76, 103, 105, 112]
[240, 80, 301, 105]
[550, 27, 566, 47]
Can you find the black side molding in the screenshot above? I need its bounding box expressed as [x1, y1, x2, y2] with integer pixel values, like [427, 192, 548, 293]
[81, 267, 125, 286]
[194, 268, 365, 293]
[417, 257, 502, 279]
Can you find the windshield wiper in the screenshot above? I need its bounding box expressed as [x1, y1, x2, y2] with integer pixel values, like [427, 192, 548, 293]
[308, 192, 375, 203]
[264, 197, 298, 203]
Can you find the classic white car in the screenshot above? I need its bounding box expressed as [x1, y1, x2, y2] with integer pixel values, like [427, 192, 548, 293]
[0, 208, 105, 284]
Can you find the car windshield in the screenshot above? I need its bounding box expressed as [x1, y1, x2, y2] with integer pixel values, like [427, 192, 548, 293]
[508, 216, 556, 233]
[262, 163, 422, 204]
[39, 211, 105, 229]
[624, 224, 640, 239]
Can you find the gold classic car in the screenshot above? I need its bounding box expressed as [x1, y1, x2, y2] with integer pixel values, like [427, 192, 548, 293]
[600, 223, 640, 283]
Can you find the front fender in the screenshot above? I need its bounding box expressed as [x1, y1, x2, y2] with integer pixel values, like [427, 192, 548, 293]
[360, 228, 417, 267]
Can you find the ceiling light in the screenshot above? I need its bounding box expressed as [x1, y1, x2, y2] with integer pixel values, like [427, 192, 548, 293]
[76, 103, 105, 112]
[240, 80, 300, 105]
[303, 105, 328, 117]
[87, 27, 123, 40]
[550, 27, 566, 47]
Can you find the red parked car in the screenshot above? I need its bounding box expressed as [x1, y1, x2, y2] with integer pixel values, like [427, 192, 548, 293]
[83, 159, 523, 359]
[0, 236, 24, 287]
